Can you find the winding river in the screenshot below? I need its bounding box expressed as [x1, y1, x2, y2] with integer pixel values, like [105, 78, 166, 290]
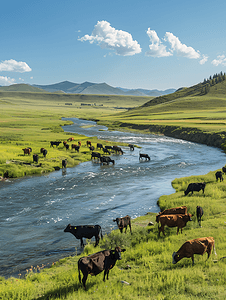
[0, 118, 225, 278]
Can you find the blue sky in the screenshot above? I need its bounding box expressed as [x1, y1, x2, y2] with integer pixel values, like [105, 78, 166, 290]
[1, 0, 226, 90]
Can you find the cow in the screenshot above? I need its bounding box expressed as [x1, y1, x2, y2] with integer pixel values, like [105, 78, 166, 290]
[139, 153, 150, 161]
[63, 141, 67, 146]
[22, 148, 31, 155]
[100, 156, 115, 165]
[196, 206, 204, 227]
[103, 147, 111, 155]
[67, 137, 74, 142]
[128, 144, 134, 151]
[62, 159, 67, 169]
[78, 141, 81, 147]
[156, 206, 187, 223]
[71, 144, 80, 152]
[89, 146, 95, 151]
[65, 143, 69, 150]
[40, 148, 47, 157]
[215, 171, 223, 182]
[222, 166, 226, 174]
[105, 145, 113, 152]
[113, 215, 132, 234]
[87, 141, 92, 147]
[96, 143, 104, 150]
[50, 141, 61, 147]
[112, 146, 123, 155]
[172, 237, 215, 265]
[78, 247, 126, 290]
[91, 152, 101, 160]
[33, 154, 39, 163]
[64, 224, 103, 247]
[158, 213, 192, 236]
[184, 182, 206, 196]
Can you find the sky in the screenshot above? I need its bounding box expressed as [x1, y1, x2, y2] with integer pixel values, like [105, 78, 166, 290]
[1, 0, 226, 90]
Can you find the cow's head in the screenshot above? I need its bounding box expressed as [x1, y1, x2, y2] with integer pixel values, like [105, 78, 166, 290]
[64, 224, 72, 232]
[111, 247, 126, 260]
[172, 252, 179, 264]
[113, 218, 124, 233]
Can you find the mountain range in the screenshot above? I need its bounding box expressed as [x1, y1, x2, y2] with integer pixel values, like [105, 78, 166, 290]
[32, 81, 176, 96]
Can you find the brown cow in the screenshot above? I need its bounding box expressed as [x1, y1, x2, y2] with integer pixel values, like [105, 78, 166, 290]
[113, 215, 132, 233]
[172, 237, 215, 265]
[78, 141, 81, 147]
[67, 137, 74, 141]
[71, 144, 80, 152]
[87, 141, 92, 147]
[78, 247, 126, 289]
[156, 206, 187, 223]
[22, 148, 31, 155]
[158, 213, 192, 236]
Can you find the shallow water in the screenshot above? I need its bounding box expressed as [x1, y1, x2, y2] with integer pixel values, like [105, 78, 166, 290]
[0, 118, 225, 278]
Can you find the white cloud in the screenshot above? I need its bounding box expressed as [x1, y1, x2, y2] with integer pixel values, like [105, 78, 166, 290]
[145, 28, 172, 57]
[199, 55, 208, 65]
[211, 55, 226, 66]
[0, 76, 16, 86]
[0, 59, 32, 72]
[78, 20, 142, 56]
[164, 32, 200, 59]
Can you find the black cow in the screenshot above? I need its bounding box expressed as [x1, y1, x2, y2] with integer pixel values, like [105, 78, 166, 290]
[96, 143, 103, 150]
[78, 247, 126, 289]
[50, 141, 61, 147]
[105, 145, 113, 152]
[62, 159, 67, 168]
[100, 156, 115, 165]
[33, 154, 39, 163]
[128, 144, 134, 151]
[89, 146, 95, 151]
[64, 143, 69, 150]
[196, 206, 204, 227]
[112, 146, 123, 155]
[91, 152, 101, 160]
[139, 153, 150, 161]
[72, 144, 80, 152]
[215, 171, 223, 182]
[184, 182, 206, 196]
[40, 148, 47, 157]
[64, 224, 103, 247]
[113, 215, 132, 233]
[103, 147, 111, 155]
[222, 166, 226, 174]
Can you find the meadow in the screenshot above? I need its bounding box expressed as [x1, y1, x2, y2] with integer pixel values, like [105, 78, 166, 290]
[1, 85, 226, 299]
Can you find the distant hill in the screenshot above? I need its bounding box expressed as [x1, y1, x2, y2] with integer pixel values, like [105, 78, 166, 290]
[33, 81, 176, 96]
[0, 84, 45, 93]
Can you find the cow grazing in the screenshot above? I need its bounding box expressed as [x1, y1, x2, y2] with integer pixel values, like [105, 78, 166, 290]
[50, 141, 61, 147]
[113, 215, 132, 233]
[67, 137, 74, 142]
[156, 206, 187, 223]
[78, 141, 82, 147]
[222, 166, 226, 174]
[62, 159, 67, 169]
[64, 224, 103, 247]
[33, 154, 39, 163]
[112, 146, 123, 155]
[96, 143, 103, 150]
[72, 144, 80, 152]
[40, 148, 47, 157]
[22, 148, 31, 155]
[184, 182, 206, 196]
[91, 152, 101, 160]
[100, 156, 115, 165]
[172, 237, 215, 265]
[78, 247, 126, 289]
[89, 146, 95, 151]
[158, 214, 192, 236]
[215, 171, 223, 182]
[87, 141, 92, 147]
[139, 153, 150, 161]
[105, 145, 113, 152]
[128, 144, 134, 151]
[196, 206, 204, 227]
[64, 143, 69, 150]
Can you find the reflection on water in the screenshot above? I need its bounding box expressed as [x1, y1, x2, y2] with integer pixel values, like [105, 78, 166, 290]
[0, 118, 225, 278]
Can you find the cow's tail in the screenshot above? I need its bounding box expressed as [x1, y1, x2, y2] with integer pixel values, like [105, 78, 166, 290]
[78, 259, 81, 283]
[100, 226, 103, 239]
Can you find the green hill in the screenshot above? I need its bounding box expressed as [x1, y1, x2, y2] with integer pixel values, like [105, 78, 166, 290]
[0, 84, 45, 93]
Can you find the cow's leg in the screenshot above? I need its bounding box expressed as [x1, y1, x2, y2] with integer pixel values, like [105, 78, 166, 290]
[103, 269, 109, 281]
[80, 238, 84, 247]
[191, 255, 195, 265]
[82, 273, 88, 290]
[124, 225, 127, 233]
[129, 223, 132, 234]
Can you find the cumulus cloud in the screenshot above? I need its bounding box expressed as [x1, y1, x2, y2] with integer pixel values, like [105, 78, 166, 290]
[0, 59, 32, 72]
[145, 28, 172, 57]
[78, 20, 142, 56]
[211, 55, 226, 66]
[0, 76, 16, 86]
[164, 32, 200, 59]
[199, 55, 208, 65]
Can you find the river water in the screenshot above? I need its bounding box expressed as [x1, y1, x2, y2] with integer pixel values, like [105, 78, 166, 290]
[0, 118, 225, 278]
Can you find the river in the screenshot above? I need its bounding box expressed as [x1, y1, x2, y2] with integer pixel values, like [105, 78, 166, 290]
[0, 118, 225, 278]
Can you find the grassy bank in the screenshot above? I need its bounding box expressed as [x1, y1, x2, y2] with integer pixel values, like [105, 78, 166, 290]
[1, 168, 226, 299]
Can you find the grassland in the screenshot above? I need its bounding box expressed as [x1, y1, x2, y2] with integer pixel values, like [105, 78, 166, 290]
[1, 81, 226, 299]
